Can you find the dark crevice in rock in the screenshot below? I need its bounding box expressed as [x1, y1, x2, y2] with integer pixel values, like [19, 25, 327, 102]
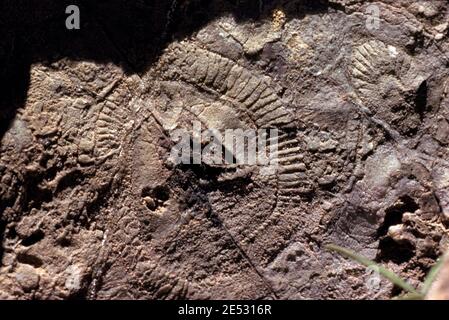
[414, 80, 428, 120]
[0, 220, 5, 266]
[21, 229, 45, 247]
[16, 252, 44, 268]
[377, 196, 419, 238]
[141, 185, 171, 211]
[377, 237, 415, 264]
[376, 196, 419, 264]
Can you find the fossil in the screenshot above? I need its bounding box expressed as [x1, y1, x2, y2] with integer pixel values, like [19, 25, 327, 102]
[160, 42, 296, 129]
[349, 39, 425, 136]
[1, 0, 449, 300]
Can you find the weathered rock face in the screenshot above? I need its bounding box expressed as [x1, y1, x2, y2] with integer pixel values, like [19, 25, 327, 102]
[1, 0, 449, 299]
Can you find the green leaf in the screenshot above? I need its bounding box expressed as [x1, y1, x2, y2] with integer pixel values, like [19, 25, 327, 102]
[422, 257, 445, 295]
[325, 244, 420, 295]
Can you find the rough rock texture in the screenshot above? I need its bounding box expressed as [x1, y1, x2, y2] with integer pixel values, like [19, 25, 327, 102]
[1, 0, 449, 299]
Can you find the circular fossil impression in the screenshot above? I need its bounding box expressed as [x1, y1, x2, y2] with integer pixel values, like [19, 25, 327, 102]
[349, 40, 427, 136]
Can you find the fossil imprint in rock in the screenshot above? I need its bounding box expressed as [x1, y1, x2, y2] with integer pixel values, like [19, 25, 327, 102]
[143, 38, 387, 262]
[145, 41, 306, 247]
[349, 40, 427, 136]
[2, 1, 449, 299]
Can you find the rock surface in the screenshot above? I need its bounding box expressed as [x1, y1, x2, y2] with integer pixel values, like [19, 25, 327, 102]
[1, 0, 449, 299]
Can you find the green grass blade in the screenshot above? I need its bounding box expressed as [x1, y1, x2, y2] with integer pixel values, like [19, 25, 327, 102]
[422, 256, 444, 295]
[392, 293, 424, 300]
[326, 244, 420, 295]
